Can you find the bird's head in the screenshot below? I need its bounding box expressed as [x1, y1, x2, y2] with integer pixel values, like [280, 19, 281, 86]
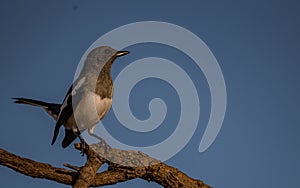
[84, 46, 129, 71]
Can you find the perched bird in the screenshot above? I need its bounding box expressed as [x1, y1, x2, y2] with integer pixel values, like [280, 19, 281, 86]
[13, 46, 129, 148]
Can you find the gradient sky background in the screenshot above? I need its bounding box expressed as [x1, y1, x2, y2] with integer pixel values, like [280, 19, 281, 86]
[0, 0, 299, 187]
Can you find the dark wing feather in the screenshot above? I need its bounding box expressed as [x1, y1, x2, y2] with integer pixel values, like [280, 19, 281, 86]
[51, 89, 73, 145]
[62, 129, 77, 148]
[51, 77, 86, 146]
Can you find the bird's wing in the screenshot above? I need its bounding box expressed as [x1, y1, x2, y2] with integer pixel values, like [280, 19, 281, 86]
[51, 76, 86, 145]
[61, 129, 77, 148]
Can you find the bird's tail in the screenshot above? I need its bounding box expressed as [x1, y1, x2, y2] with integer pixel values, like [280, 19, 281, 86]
[13, 98, 61, 120]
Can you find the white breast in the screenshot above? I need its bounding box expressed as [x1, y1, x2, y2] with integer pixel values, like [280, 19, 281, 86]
[94, 95, 112, 120]
[73, 92, 112, 132]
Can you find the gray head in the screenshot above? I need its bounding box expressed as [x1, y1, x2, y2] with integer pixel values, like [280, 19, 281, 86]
[82, 46, 129, 75]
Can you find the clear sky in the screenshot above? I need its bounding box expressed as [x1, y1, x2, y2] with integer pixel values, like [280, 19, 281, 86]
[0, 0, 299, 187]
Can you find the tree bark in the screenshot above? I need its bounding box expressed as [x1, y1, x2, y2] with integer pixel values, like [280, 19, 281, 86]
[0, 141, 212, 188]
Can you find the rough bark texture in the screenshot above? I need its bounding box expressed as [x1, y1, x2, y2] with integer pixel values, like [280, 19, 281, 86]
[0, 141, 212, 188]
[73, 148, 104, 188]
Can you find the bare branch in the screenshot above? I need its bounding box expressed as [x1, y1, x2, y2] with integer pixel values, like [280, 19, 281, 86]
[0, 142, 212, 188]
[73, 144, 104, 188]
[0, 148, 77, 185]
[63, 164, 81, 171]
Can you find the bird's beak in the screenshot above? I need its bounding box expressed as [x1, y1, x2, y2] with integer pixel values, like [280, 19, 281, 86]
[115, 51, 129, 57]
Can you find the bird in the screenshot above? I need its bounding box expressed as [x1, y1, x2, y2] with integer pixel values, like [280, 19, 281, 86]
[13, 46, 129, 148]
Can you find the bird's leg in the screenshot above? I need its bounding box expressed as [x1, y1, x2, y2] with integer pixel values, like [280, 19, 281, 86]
[88, 127, 110, 156]
[74, 129, 88, 156]
[78, 135, 88, 150]
[90, 133, 105, 143]
[88, 126, 105, 144]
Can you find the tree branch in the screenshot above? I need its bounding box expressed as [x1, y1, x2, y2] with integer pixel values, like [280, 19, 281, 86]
[0, 147, 77, 185]
[0, 141, 212, 188]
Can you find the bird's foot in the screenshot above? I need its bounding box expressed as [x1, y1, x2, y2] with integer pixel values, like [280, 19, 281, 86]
[78, 136, 89, 156]
[80, 143, 88, 156]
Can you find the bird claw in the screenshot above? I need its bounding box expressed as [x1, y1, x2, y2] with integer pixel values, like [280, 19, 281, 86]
[77, 136, 89, 156]
[80, 141, 89, 156]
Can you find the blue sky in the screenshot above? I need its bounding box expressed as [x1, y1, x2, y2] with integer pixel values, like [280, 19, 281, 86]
[0, 0, 299, 187]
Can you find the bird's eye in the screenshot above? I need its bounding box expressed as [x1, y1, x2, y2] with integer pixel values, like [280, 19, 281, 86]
[104, 49, 111, 54]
